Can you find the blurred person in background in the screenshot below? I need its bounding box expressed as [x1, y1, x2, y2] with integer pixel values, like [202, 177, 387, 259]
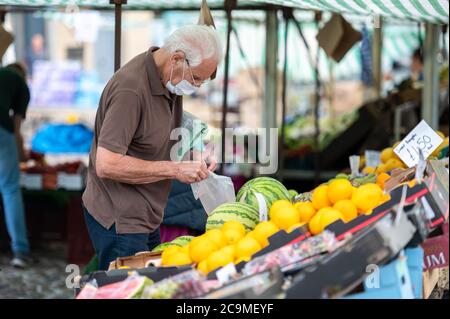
[410, 47, 424, 82]
[0, 62, 33, 268]
[24, 33, 47, 77]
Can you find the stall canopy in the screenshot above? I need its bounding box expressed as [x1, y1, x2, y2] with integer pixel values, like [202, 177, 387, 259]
[0, 0, 448, 24]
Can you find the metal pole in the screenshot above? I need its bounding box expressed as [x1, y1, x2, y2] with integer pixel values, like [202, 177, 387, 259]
[279, 9, 290, 182]
[219, 0, 236, 175]
[263, 10, 278, 176]
[111, 0, 126, 72]
[313, 13, 321, 186]
[422, 23, 440, 129]
[372, 16, 383, 99]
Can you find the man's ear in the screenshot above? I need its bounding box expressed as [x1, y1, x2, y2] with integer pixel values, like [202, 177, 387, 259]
[171, 51, 186, 64]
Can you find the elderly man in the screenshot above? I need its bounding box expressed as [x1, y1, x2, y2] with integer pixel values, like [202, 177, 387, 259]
[82, 25, 222, 270]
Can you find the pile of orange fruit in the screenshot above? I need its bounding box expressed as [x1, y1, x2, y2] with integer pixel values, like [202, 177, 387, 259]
[271, 179, 391, 237]
[161, 220, 280, 274]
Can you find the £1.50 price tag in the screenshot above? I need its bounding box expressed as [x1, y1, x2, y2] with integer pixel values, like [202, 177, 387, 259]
[393, 120, 443, 168]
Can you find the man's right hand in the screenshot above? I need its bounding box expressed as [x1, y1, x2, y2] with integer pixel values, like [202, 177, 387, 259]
[174, 161, 210, 184]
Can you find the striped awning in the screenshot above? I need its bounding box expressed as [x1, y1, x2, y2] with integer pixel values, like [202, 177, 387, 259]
[0, 0, 448, 24]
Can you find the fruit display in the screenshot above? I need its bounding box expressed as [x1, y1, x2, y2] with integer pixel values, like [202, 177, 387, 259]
[75, 124, 448, 300]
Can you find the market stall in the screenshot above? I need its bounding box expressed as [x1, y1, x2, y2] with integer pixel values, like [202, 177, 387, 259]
[1, 0, 448, 300]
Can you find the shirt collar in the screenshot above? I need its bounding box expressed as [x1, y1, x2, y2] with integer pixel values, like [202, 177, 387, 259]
[146, 46, 172, 100]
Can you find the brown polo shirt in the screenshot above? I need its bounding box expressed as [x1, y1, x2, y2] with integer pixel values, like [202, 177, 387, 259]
[82, 47, 183, 234]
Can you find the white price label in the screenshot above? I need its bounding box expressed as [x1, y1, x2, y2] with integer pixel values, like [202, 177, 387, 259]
[393, 120, 443, 168]
[215, 263, 237, 284]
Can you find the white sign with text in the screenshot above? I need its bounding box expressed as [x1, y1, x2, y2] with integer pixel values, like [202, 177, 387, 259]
[394, 120, 443, 168]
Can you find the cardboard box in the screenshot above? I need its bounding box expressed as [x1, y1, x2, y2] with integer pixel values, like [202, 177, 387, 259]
[422, 222, 449, 271]
[108, 251, 163, 270]
[316, 14, 362, 63]
[423, 268, 440, 298]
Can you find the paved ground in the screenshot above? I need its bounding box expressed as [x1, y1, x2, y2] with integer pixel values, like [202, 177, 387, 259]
[0, 244, 74, 299]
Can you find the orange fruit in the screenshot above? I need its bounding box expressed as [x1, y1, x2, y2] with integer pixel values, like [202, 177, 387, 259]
[161, 245, 183, 263]
[206, 251, 234, 272]
[312, 185, 331, 210]
[270, 205, 300, 231]
[308, 211, 325, 235]
[197, 260, 209, 275]
[376, 172, 391, 190]
[269, 200, 293, 219]
[351, 183, 383, 213]
[252, 221, 279, 247]
[327, 179, 353, 204]
[333, 199, 358, 222]
[221, 220, 246, 236]
[162, 252, 192, 267]
[220, 245, 236, 259]
[320, 209, 344, 230]
[385, 158, 403, 171]
[189, 237, 218, 263]
[294, 201, 316, 223]
[375, 164, 388, 174]
[204, 229, 227, 248]
[234, 237, 262, 259]
[222, 228, 244, 245]
[380, 147, 394, 163]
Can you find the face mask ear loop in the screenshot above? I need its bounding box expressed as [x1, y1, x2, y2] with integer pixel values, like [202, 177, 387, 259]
[181, 59, 186, 81]
[169, 61, 175, 84]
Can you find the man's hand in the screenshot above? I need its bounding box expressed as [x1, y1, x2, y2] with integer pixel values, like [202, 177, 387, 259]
[188, 145, 217, 172]
[174, 161, 210, 184]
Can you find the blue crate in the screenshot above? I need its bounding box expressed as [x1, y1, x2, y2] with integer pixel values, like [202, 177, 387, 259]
[344, 251, 415, 299]
[405, 247, 424, 299]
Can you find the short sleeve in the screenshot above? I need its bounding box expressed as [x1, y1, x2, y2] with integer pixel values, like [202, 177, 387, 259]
[13, 77, 30, 119]
[98, 90, 141, 155]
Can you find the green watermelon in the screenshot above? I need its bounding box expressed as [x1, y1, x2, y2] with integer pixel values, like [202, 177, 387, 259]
[170, 236, 194, 247]
[288, 189, 299, 199]
[236, 177, 291, 211]
[151, 242, 180, 253]
[206, 202, 259, 232]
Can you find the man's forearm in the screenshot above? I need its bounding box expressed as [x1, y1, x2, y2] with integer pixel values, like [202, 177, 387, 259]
[96, 148, 177, 184]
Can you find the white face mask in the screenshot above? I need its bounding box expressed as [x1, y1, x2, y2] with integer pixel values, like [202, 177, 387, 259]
[165, 60, 198, 96]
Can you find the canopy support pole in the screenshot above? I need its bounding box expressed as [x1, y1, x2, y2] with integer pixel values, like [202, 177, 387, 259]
[279, 9, 291, 183]
[111, 0, 126, 72]
[422, 23, 440, 129]
[219, 0, 236, 175]
[262, 9, 278, 175]
[372, 16, 383, 99]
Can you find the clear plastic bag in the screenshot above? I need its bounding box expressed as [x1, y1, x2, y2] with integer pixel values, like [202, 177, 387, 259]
[191, 172, 236, 215]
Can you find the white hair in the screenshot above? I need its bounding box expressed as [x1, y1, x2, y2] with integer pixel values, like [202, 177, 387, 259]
[163, 25, 223, 67]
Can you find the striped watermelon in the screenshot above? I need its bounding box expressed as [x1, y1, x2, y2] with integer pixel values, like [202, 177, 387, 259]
[206, 202, 259, 232]
[151, 242, 179, 253]
[170, 236, 194, 247]
[236, 177, 291, 211]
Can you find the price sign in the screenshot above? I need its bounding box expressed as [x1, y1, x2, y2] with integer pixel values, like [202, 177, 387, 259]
[393, 120, 443, 168]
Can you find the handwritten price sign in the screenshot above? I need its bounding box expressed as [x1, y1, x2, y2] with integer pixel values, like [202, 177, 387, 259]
[394, 120, 443, 168]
